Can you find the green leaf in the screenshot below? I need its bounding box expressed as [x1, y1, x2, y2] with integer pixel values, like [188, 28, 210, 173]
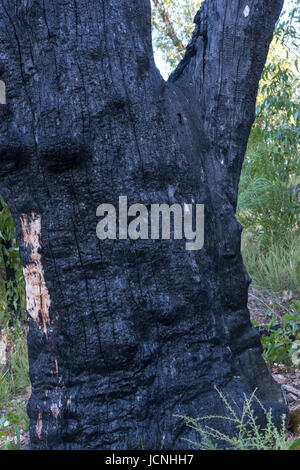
[288, 438, 300, 450]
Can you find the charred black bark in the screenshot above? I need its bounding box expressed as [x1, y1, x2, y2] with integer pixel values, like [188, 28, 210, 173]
[0, 0, 287, 449]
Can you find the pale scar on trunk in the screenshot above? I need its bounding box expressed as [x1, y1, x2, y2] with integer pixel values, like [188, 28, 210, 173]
[0, 80, 6, 104]
[20, 213, 51, 337]
[36, 410, 43, 440]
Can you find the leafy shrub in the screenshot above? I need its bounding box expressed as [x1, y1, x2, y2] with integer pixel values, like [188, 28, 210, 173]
[238, 127, 299, 247]
[0, 331, 29, 450]
[257, 1, 299, 160]
[177, 388, 300, 451]
[254, 301, 300, 368]
[0, 198, 25, 328]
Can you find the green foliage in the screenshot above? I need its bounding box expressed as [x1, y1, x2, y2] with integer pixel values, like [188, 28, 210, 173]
[0, 416, 21, 450]
[0, 331, 29, 408]
[253, 301, 300, 368]
[0, 198, 25, 328]
[257, 1, 299, 155]
[0, 405, 29, 450]
[238, 134, 299, 246]
[151, 0, 202, 71]
[238, 7, 299, 294]
[237, 1, 299, 253]
[0, 328, 30, 450]
[0, 184, 27, 452]
[176, 388, 297, 450]
[0, 331, 30, 450]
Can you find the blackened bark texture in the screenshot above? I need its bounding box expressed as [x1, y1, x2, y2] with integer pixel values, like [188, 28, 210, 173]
[0, 0, 286, 449]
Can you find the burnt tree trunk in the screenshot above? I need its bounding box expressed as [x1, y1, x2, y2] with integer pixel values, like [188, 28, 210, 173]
[0, 0, 286, 450]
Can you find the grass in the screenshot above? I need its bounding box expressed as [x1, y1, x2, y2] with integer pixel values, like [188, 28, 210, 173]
[0, 330, 29, 406]
[0, 329, 30, 450]
[238, 124, 299, 298]
[241, 230, 300, 296]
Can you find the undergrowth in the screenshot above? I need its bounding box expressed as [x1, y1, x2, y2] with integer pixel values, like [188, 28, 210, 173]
[177, 388, 300, 451]
[242, 232, 299, 296]
[0, 329, 30, 450]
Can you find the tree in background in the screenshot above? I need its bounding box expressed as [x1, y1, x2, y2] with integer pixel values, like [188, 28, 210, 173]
[257, 2, 299, 159]
[152, 0, 202, 68]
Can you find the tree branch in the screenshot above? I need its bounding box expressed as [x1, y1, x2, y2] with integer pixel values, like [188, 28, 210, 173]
[152, 0, 186, 56]
[169, 0, 284, 208]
